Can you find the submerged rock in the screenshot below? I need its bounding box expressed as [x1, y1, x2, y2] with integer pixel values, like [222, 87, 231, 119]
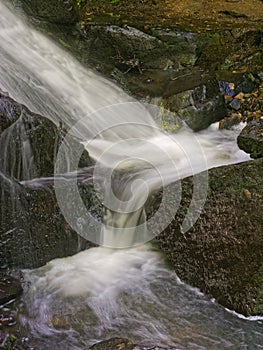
[156, 158, 263, 316]
[88, 338, 182, 350]
[237, 118, 263, 158]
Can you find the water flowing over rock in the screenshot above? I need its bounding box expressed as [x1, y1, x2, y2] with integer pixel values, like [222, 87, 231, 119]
[0, 94, 96, 268]
[0, 92, 92, 181]
[156, 158, 263, 316]
[88, 338, 182, 350]
[237, 118, 263, 158]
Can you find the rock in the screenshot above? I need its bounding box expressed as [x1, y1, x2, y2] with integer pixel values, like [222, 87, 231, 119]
[229, 98, 241, 110]
[0, 169, 97, 269]
[0, 92, 23, 134]
[237, 118, 263, 158]
[80, 24, 172, 71]
[219, 112, 243, 129]
[152, 76, 226, 131]
[219, 81, 235, 96]
[0, 93, 92, 181]
[18, 0, 79, 24]
[235, 77, 258, 94]
[196, 30, 263, 72]
[235, 92, 244, 100]
[155, 158, 263, 316]
[88, 338, 182, 350]
[0, 276, 23, 305]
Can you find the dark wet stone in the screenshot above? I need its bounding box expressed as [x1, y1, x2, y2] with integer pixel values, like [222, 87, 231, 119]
[0, 276, 22, 305]
[151, 76, 226, 131]
[18, 0, 78, 24]
[235, 78, 258, 94]
[0, 170, 97, 269]
[155, 158, 263, 316]
[237, 118, 263, 158]
[219, 112, 242, 129]
[0, 92, 23, 135]
[229, 98, 241, 110]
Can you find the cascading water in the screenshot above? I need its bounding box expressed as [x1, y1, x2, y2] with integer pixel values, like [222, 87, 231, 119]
[0, 1, 262, 349]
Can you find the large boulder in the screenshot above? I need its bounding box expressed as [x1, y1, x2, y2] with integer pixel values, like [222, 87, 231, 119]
[237, 118, 263, 159]
[18, 0, 79, 24]
[156, 158, 263, 316]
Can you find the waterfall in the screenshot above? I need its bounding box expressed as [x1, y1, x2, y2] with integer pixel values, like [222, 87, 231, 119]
[0, 1, 250, 249]
[1, 3, 262, 350]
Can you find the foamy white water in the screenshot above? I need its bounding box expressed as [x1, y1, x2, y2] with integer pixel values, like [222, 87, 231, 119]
[21, 244, 263, 350]
[0, 1, 133, 126]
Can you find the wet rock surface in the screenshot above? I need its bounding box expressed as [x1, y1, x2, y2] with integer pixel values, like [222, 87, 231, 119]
[88, 338, 182, 350]
[237, 118, 263, 158]
[0, 91, 92, 181]
[156, 158, 263, 316]
[0, 168, 98, 269]
[17, 0, 78, 24]
[0, 95, 96, 269]
[151, 76, 226, 131]
[0, 277, 22, 306]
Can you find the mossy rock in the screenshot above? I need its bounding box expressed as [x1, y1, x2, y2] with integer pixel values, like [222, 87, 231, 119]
[18, 0, 79, 24]
[237, 119, 263, 159]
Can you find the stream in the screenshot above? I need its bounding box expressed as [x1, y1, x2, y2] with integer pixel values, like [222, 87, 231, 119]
[0, 1, 263, 349]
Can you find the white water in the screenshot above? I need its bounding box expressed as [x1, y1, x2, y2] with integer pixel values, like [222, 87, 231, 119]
[1, 1, 262, 349]
[22, 244, 263, 350]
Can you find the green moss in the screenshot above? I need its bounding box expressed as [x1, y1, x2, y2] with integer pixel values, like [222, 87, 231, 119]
[161, 120, 179, 132]
[156, 100, 180, 133]
[3, 335, 17, 350]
